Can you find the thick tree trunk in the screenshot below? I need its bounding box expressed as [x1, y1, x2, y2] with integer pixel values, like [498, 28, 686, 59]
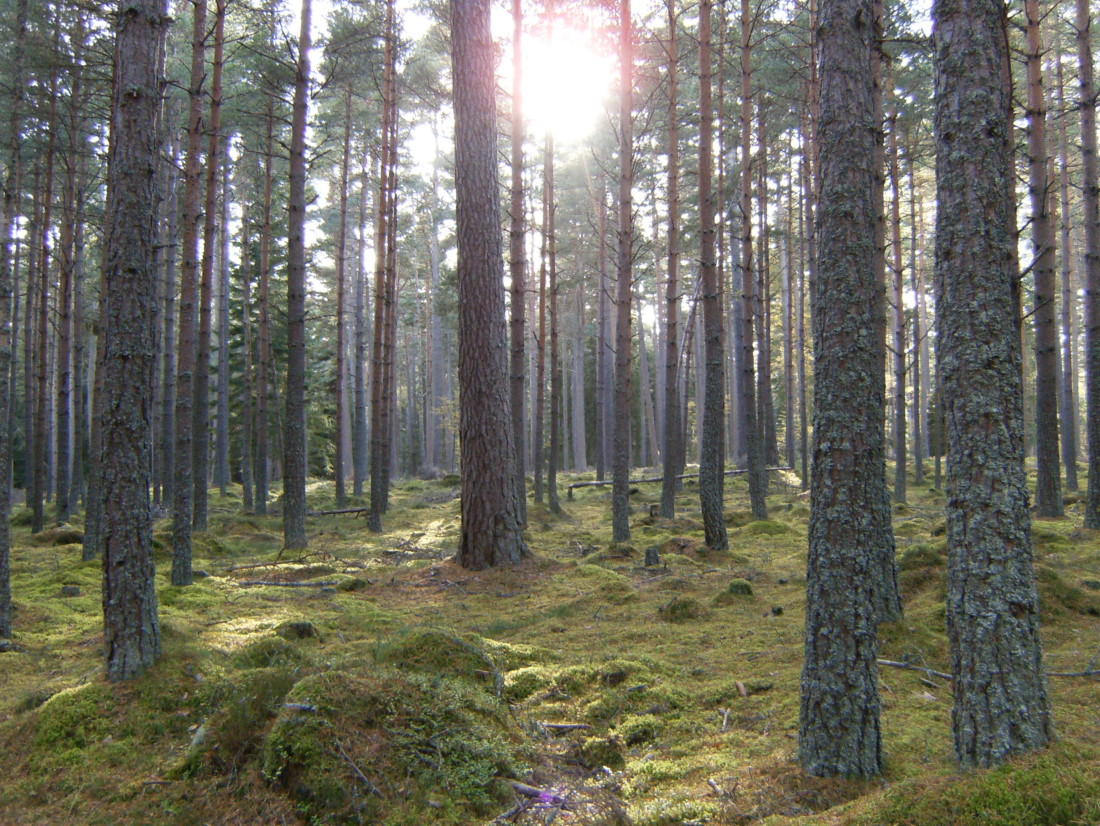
[172, 0, 207, 585]
[611, 0, 634, 544]
[214, 134, 231, 497]
[934, 0, 1053, 766]
[698, 0, 728, 551]
[283, 0, 312, 551]
[799, 0, 892, 776]
[451, 0, 529, 570]
[1026, 0, 1062, 517]
[158, 129, 179, 509]
[99, 0, 169, 681]
[1055, 40, 1079, 492]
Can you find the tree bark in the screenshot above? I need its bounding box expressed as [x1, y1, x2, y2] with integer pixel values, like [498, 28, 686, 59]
[194, 0, 225, 532]
[698, 0, 728, 551]
[172, 0, 207, 585]
[334, 89, 352, 509]
[1078, 0, 1100, 527]
[740, 0, 767, 519]
[1026, 0, 1062, 517]
[934, 0, 1053, 766]
[451, 0, 530, 570]
[99, 0, 169, 681]
[799, 0, 891, 776]
[611, 0, 634, 544]
[509, 0, 527, 524]
[888, 104, 907, 503]
[283, 0, 312, 551]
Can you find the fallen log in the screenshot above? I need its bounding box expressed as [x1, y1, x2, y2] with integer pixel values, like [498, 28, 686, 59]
[567, 467, 793, 498]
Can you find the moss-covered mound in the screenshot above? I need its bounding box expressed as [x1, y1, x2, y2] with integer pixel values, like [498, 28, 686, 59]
[260, 668, 527, 824]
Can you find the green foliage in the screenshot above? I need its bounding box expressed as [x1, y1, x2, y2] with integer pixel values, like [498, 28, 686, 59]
[260, 668, 523, 823]
[658, 595, 703, 622]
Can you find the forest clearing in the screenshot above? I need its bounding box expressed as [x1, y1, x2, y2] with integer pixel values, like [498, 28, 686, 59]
[1, 469, 1098, 825]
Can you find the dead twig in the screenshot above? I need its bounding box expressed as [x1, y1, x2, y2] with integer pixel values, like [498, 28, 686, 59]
[877, 658, 953, 681]
[332, 739, 383, 797]
[236, 580, 339, 588]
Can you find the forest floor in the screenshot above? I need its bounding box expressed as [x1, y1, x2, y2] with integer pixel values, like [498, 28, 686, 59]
[1, 468, 1099, 825]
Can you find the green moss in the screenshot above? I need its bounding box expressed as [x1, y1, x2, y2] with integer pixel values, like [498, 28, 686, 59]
[579, 735, 625, 769]
[1036, 565, 1100, 616]
[658, 595, 703, 623]
[738, 519, 790, 536]
[32, 682, 114, 753]
[854, 744, 1100, 825]
[232, 636, 309, 669]
[898, 542, 948, 571]
[726, 578, 754, 596]
[570, 564, 638, 603]
[261, 668, 523, 823]
[619, 714, 662, 745]
[374, 627, 501, 691]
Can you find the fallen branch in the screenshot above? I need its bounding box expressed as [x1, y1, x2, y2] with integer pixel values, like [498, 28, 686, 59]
[308, 507, 372, 517]
[877, 659, 953, 681]
[567, 466, 793, 498]
[236, 580, 339, 588]
[225, 555, 320, 572]
[1045, 669, 1100, 677]
[332, 739, 383, 797]
[539, 722, 592, 733]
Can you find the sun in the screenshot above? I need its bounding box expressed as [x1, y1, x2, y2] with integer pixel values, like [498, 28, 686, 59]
[501, 16, 615, 145]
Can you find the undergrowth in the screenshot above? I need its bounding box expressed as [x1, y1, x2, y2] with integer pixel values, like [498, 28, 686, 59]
[0, 465, 1097, 824]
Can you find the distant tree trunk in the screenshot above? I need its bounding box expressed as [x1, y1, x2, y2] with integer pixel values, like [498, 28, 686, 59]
[0, 0, 26, 638]
[659, 0, 681, 519]
[255, 100, 274, 516]
[611, 0, 634, 543]
[451, 0, 529, 569]
[239, 198, 255, 513]
[1078, 0, 1100, 527]
[214, 133, 231, 497]
[98, 0, 169, 681]
[353, 155, 370, 497]
[534, 142, 548, 505]
[888, 105, 907, 503]
[334, 89, 352, 509]
[698, 0, 728, 551]
[33, 51, 60, 535]
[799, 0, 890, 776]
[283, 0, 312, 551]
[70, 171, 89, 516]
[755, 117, 779, 468]
[1055, 39, 1079, 492]
[572, 286, 587, 471]
[158, 129, 179, 509]
[509, 0, 527, 523]
[193, 0, 225, 532]
[782, 197, 795, 472]
[596, 181, 610, 481]
[934, 0, 1053, 766]
[908, 142, 924, 486]
[369, 0, 397, 532]
[547, 135, 563, 514]
[1026, 0, 1062, 517]
[740, 0, 767, 519]
[172, 0, 206, 586]
[637, 295, 659, 467]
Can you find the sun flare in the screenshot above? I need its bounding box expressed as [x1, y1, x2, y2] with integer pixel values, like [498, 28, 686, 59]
[505, 19, 615, 145]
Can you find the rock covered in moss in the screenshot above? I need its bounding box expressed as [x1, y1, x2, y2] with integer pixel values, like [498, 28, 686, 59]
[261, 668, 526, 822]
[658, 596, 703, 623]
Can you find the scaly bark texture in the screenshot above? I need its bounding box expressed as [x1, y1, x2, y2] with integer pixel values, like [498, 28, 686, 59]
[1025, 0, 1062, 517]
[698, 0, 727, 551]
[611, 0, 634, 543]
[283, 0, 312, 551]
[933, 0, 1053, 767]
[1079, 0, 1100, 528]
[739, 0, 767, 519]
[0, 0, 27, 637]
[172, 0, 207, 586]
[799, 0, 893, 777]
[451, 0, 529, 570]
[508, 0, 527, 525]
[659, 0, 681, 520]
[99, 0, 169, 681]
